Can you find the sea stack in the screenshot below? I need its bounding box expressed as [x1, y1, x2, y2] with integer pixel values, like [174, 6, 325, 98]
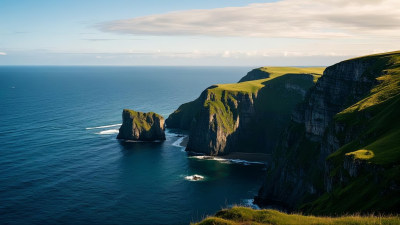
[117, 109, 166, 141]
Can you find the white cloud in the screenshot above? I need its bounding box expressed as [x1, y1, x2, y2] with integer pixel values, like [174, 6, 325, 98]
[99, 0, 400, 39]
[0, 52, 7, 56]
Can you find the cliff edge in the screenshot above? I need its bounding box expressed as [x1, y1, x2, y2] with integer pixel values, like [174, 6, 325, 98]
[255, 51, 400, 214]
[166, 67, 324, 155]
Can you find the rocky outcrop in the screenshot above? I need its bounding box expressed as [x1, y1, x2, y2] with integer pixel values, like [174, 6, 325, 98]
[185, 88, 255, 155]
[117, 109, 165, 141]
[255, 51, 400, 214]
[167, 72, 320, 156]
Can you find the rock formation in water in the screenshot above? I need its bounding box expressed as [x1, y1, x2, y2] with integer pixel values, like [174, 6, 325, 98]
[255, 51, 400, 214]
[166, 67, 324, 155]
[117, 109, 165, 141]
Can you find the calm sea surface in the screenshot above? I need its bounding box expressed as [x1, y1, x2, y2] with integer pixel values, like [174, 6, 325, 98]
[0, 66, 266, 225]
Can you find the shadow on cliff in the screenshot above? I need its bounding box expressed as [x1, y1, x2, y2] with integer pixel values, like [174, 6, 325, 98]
[230, 73, 316, 154]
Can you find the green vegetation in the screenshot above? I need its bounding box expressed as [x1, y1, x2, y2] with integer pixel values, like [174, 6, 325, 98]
[194, 207, 400, 225]
[217, 67, 324, 94]
[346, 149, 375, 160]
[203, 68, 324, 132]
[166, 67, 325, 154]
[239, 67, 325, 83]
[328, 52, 400, 166]
[345, 50, 400, 62]
[258, 67, 325, 82]
[303, 51, 400, 214]
[167, 67, 324, 131]
[124, 109, 163, 131]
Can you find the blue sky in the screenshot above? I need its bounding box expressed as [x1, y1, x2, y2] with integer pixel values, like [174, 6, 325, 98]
[0, 0, 399, 66]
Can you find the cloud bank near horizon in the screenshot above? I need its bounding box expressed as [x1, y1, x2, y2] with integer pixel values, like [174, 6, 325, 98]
[99, 0, 400, 39]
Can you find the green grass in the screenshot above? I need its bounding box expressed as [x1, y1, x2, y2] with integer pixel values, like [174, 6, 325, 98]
[238, 67, 324, 83]
[171, 67, 324, 132]
[166, 67, 325, 155]
[304, 51, 400, 214]
[199, 69, 323, 149]
[124, 109, 163, 131]
[346, 149, 375, 160]
[216, 67, 324, 94]
[329, 52, 400, 166]
[194, 207, 400, 225]
[258, 67, 325, 82]
[166, 67, 325, 154]
[345, 50, 400, 62]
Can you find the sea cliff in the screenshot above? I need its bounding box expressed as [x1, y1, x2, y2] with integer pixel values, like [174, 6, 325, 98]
[166, 67, 324, 155]
[255, 51, 400, 214]
[117, 109, 166, 141]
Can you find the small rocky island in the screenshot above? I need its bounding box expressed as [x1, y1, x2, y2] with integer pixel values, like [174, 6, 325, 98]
[117, 109, 166, 141]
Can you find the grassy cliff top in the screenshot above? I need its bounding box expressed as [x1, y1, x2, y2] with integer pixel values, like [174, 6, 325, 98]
[123, 109, 164, 131]
[212, 67, 324, 95]
[258, 67, 325, 79]
[345, 50, 400, 62]
[202, 68, 324, 134]
[194, 207, 400, 225]
[166, 67, 325, 134]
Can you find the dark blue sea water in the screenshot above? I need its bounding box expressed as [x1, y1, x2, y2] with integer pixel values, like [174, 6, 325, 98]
[0, 66, 266, 225]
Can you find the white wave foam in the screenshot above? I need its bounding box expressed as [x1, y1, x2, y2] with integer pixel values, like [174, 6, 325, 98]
[184, 174, 205, 181]
[191, 155, 227, 161]
[242, 199, 261, 209]
[172, 136, 186, 147]
[190, 155, 264, 165]
[86, 124, 121, 130]
[96, 129, 119, 135]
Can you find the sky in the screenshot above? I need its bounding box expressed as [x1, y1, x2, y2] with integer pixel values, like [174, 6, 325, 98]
[0, 0, 399, 66]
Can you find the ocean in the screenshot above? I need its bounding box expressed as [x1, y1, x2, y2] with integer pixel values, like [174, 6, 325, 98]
[0, 66, 266, 225]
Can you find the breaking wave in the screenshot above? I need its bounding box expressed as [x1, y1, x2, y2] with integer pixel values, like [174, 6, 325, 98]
[86, 124, 121, 130]
[96, 129, 119, 135]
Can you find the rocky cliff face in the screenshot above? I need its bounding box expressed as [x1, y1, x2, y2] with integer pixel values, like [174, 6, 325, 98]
[167, 71, 321, 156]
[256, 51, 400, 214]
[185, 88, 256, 155]
[117, 109, 165, 141]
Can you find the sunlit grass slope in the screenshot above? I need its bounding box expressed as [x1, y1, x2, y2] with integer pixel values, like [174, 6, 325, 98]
[166, 67, 324, 131]
[238, 67, 325, 83]
[166, 67, 324, 153]
[194, 207, 400, 225]
[123, 109, 163, 131]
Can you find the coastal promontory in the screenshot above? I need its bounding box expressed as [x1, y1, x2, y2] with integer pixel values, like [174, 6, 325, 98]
[117, 109, 166, 141]
[166, 67, 325, 156]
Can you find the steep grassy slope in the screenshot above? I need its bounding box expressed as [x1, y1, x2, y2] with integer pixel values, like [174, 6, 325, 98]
[256, 50, 400, 214]
[194, 207, 400, 225]
[302, 52, 400, 214]
[166, 67, 324, 155]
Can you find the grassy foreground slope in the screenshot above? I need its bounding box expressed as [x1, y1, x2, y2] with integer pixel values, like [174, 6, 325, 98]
[195, 207, 400, 225]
